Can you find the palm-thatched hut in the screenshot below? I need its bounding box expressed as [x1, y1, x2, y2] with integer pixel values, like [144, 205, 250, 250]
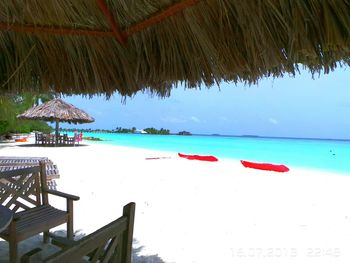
[0, 0, 350, 97]
[17, 98, 94, 145]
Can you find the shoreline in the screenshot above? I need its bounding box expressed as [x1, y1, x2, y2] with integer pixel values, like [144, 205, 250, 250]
[5, 132, 350, 175]
[81, 133, 350, 175]
[1, 141, 350, 262]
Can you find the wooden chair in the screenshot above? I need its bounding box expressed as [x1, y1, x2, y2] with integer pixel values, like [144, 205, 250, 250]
[0, 161, 79, 263]
[21, 202, 136, 263]
[34, 133, 43, 145]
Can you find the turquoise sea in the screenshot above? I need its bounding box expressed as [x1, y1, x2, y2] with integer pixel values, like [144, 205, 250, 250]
[77, 132, 350, 175]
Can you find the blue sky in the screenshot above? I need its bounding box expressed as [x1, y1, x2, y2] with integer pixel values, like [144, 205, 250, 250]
[61, 67, 350, 139]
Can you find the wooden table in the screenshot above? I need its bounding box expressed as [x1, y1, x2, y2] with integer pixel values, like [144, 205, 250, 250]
[0, 205, 13, 232]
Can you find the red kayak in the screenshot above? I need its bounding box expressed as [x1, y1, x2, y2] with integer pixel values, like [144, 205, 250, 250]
[178, 153, 218, 162]
[241, 160, 289, 172]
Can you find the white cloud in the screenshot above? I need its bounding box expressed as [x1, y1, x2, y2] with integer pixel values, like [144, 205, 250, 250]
[268, 118, 278, 125]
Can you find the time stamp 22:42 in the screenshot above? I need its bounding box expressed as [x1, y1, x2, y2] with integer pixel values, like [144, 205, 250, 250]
[231, 247, 341, 258]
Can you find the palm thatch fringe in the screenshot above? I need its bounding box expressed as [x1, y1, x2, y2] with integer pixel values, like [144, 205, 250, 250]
[0, 0, 350, 97]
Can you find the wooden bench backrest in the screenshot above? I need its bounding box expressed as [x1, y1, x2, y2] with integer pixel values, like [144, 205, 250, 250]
[0, 157, 50, 165]
[0, 157, 60, 182]
[0, 162, 48, 212]
[45, 202, 135, 263]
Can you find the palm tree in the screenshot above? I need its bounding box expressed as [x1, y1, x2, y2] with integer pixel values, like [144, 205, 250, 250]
[0, 93, 55, 135]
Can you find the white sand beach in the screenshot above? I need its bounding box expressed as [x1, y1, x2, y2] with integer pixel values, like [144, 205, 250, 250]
[1, 139, 350, 263]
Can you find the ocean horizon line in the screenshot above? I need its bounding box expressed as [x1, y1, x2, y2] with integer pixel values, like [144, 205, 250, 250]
[190, 134, 350, 142]
[65, 129, 350, 142]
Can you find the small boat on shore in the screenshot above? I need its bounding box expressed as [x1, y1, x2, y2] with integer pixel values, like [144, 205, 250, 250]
[178, 153, 218, 162]
[15, 138, 28, 142]
[241, 160, 289, 172]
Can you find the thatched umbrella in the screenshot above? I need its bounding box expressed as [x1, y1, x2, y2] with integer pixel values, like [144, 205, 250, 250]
[0, 1, 350, 97]
[17, 98, 94, 145]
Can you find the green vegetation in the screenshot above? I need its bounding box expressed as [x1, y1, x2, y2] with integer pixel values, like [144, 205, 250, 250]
[143, 127, 170, 135]
[62, 127, 171, 135]
[114, 127, 136, 133]
[0, 94, 54, 135]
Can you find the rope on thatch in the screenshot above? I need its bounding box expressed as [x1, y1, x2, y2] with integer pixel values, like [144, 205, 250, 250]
[0, 23, 115, 38]
[0, 0, 200, 41]
[125, 0, 201, 36]
[97, 0, 127, 45]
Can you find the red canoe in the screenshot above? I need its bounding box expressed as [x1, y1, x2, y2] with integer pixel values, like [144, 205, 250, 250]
[178, 153, 218, 162]
[241, 160, 289, 172]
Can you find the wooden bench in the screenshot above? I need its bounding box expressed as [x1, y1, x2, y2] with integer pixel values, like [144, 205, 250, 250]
[21, 202, 135, 263]
[0, 157, 60, 181]
[0, 161, 79, 263]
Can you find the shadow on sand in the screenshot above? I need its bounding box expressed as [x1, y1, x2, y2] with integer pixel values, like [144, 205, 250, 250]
[0, 231, 165, 263]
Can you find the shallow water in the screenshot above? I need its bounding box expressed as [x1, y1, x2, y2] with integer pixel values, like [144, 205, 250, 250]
[75, 132, 350, 174]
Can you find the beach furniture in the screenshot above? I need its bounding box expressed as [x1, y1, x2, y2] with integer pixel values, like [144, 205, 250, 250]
[20, 202, 135, 263]
[35, 132, 78, 146]
[0, 156, 60, 183]
[18, 99, 94, 147]
[34, 132, 44, 145]
[0, 161, 79, 263]
[74, 133, 83, 145]
[65, 135, 76, 145]
[40, 134, 55, 145]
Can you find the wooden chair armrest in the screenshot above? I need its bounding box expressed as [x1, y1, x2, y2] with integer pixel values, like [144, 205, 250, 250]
[20, 248, 42, 263]
[46, 189, 80, 201]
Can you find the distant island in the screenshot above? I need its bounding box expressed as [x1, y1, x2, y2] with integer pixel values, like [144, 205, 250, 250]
[60, 127, 191, 136]
[177, 131, 192, 136]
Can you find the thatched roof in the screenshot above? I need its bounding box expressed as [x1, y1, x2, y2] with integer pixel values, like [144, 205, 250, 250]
[1, 0, 350, 97]
[17, 98, 94, 124]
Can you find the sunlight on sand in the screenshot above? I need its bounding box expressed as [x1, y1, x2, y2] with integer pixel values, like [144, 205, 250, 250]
[1, 139, 350, 263]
